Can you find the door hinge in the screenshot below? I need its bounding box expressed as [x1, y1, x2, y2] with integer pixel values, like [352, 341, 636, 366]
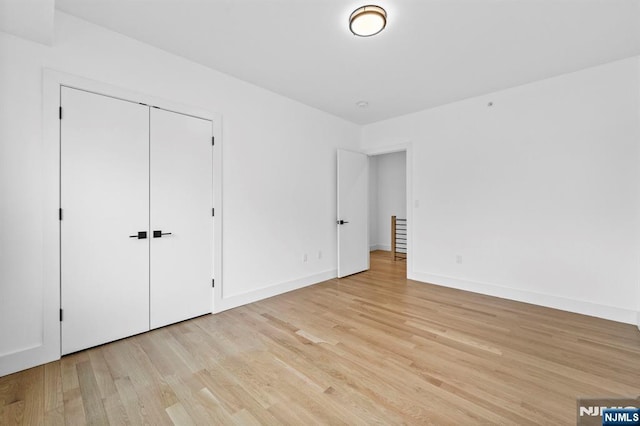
[59, 208, 63, 221]
[212, 208, 215, 217]
[59, 107, 63, 120]
[212, 279, 215, 288]
[59, 309, 63, 321]
[212, 136, 215, 146]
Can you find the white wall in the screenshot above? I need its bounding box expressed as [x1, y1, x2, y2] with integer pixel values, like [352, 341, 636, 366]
[0, 0, 54, 45]
[362, 57, 640, 324]
[368, 156, 379, 250]
[0, 12, 359, 374]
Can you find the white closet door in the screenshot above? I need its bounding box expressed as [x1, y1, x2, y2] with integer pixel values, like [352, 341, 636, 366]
[61, 87, 150, 355]
[150, 108, 213, 329]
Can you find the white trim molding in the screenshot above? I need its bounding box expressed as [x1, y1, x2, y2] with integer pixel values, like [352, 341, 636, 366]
[409, 271, 638, 325]
[214, 270, 337, 313]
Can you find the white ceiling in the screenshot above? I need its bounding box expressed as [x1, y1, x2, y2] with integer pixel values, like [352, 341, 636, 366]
[55, 0, 640, 124]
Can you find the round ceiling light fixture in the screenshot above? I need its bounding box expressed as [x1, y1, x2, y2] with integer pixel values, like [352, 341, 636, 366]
[349, 5, 387, 37]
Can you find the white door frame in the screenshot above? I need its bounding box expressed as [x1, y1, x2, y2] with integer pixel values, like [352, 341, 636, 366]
[0, 69, 223, 376]
[363, 142, 413, 279]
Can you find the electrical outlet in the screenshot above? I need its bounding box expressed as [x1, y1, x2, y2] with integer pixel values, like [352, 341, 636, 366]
[456, 255, 462, 264]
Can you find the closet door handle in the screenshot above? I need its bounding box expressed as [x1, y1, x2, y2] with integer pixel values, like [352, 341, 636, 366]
[129, 231, 147, 239]
[153, 230, 172, 238]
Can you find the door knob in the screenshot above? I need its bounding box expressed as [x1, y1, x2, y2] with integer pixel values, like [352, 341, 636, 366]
[129, 231, 147, 239]
[337, 220, 349, 225]
[153, 230, 172, 238]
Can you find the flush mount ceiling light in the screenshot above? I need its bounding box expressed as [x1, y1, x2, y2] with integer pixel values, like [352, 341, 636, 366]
[349, 5, 387, 37]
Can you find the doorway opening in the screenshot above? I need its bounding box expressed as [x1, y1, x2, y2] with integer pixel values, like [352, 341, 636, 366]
[368, 150, 407, 270]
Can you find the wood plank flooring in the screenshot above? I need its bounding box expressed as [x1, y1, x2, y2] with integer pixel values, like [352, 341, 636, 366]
[2, 250, 640, 424]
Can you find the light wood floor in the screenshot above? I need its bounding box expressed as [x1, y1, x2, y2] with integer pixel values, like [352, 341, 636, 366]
[2, 251, 640, 425]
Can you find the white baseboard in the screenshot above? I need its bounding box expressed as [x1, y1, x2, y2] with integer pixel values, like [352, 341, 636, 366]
[214, 269, 337, 313]
[370, 244, 391, 252]
[409, 271, 638, 325]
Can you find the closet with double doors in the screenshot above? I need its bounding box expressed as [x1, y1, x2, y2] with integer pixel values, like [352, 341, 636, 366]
[60, 86, 214, 354]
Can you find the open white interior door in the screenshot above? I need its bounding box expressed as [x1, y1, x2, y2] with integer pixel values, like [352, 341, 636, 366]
[337, 149, 369, 278]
